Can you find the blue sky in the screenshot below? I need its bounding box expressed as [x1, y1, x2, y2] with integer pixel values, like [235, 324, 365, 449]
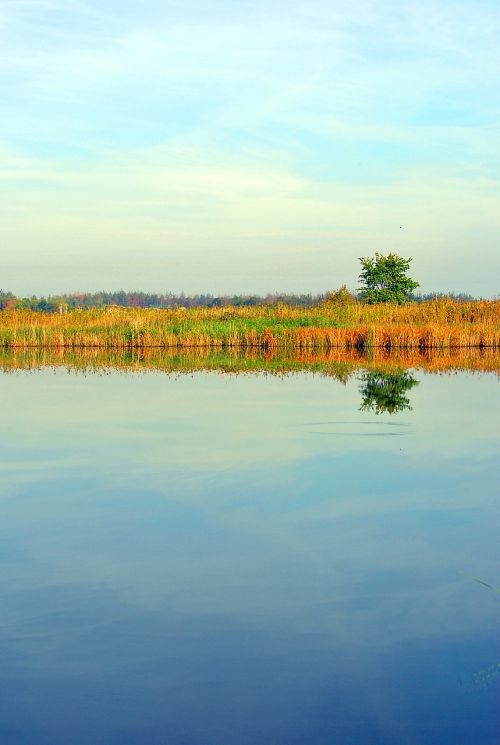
[1, 0, 499, 295]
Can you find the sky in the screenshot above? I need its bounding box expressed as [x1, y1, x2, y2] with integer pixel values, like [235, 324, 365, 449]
[0, 0, 499, 296]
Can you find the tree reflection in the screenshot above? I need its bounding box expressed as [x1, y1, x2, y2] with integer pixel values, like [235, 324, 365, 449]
[359, 370, 419, 414]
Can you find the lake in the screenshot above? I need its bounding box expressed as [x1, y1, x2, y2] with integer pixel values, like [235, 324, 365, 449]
[0, 352, 498, 744]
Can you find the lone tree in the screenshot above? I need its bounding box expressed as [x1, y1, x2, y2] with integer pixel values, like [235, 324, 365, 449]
[358, 252, 419, 304]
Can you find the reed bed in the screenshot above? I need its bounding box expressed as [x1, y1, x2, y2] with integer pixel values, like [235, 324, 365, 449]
[0, 299, 498, 350]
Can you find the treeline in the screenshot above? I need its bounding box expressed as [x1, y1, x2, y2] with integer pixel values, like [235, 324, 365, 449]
[0, 288, 477, 312]
[0, 290, 329, 311]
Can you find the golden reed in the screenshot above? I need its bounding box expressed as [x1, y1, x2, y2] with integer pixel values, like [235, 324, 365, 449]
[0, 299, 498, 350]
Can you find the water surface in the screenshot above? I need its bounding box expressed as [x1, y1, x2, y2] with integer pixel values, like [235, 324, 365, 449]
[0, 353, 498, 744]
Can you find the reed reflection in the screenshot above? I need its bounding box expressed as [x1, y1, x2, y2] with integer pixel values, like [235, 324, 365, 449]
[0, 346, 498, 378]
[1, 347, 498, 418]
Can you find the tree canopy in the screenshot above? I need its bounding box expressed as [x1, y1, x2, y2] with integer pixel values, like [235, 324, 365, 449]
[358, 253, 419, 304]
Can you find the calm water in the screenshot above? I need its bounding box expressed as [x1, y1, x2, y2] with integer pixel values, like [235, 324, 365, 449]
[0, 362, 498, 744]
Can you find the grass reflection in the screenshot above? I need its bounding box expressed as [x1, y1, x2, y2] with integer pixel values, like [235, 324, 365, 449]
[0, 346, 498, 378]
[1, 348, 497, 418]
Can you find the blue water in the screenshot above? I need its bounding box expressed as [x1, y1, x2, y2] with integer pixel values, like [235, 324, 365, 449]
[0, 367, 498, 744]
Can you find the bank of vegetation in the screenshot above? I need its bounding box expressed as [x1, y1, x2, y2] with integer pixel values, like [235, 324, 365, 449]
[0, 298, 498, 350]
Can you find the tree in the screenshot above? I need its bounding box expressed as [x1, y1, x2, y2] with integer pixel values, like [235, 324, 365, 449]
[358, 252, 419, 304]
[324, 285, 357, 306]
[0, 291, 17, 310]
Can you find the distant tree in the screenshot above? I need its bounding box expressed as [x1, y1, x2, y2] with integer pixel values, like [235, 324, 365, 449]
[358, 253, 419, 304]
[1, 289, 330, 311]
[413, 291, 475, 302]
[324, 285, 357, 306]
[0, 290, 17, 310]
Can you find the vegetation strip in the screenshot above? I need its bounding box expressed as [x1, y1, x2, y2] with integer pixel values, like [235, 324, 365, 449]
[0, 299, 498, 350]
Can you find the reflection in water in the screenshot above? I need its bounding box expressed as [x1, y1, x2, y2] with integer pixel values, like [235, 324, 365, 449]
[359, 370, 419, 414]
[1, 348, 497, 420]
[472, 577, 500, 594]
[0, 345, 499, 378]
[0, 350, 499, 744]
[2, 348, 496, 418]
[468, 578, 500, 694]
[469, 662, 500, 692]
